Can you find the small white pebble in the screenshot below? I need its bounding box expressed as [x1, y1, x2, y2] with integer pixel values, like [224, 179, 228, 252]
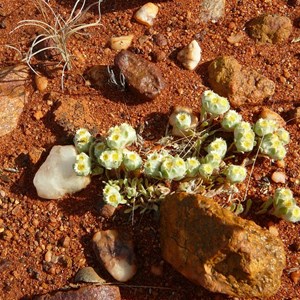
[110, 35, 134, 50]
[134, 2, 159, 27]
[271, 171, 286, 183]
[177, 40, 202, 70]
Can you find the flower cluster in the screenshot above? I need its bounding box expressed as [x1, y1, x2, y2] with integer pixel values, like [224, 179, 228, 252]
[271, 188, 300, 223]
[70, 90, 293, 220]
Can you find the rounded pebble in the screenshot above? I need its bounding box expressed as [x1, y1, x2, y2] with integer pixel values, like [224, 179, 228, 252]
[271, 171, 286, 183]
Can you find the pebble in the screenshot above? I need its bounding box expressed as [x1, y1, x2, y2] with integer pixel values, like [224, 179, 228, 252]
[290, 270, 300, 284]
[99, 203, 117, 219]
[92, 229, 137, 282]
[199, 0, 225, 23]
[74, 266, 106, 283]
[177, 40, 201, 71]
[114, 50, 165, 100]
[110, 35, 134, 51]
[153, 34, 168, 47]
[134, 2, 159, 27]
[34, 74, 48, 92]
[271, 171, 286, 183]
[44, 250, 52, 263]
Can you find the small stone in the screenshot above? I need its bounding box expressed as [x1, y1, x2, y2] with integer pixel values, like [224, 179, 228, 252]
[34, 110, 44, 121]
[92, 229, 137, 282]
[177, 40, 202, 71]
[110, 35, 134, 51]
[44, 251, 52, 263]
[246, 14, 293, 44]
[35, 75, 48, 92]
[33, 145, 91, 199]
[74, 267, 105, 283]
[260, 107, 286, 127]
[276, 160, 285, 168]
[199, 0, 225, 23]
[99, 203, 117, 219]
[153, 34, 168, 47]
[61, 236, 71, 248]
[208, 56, 275, 107]
[271, 171, 286, 183]
[152, 50, 167, 62]
[290, 270, 300, 284]
[150, 264, 163, 276]
[0, 64, 29, 137]
[114, 50, 165, 100]
[227, 31, 245, 44]
[33, 285, 121, 300]
[134, 2, 159, 27]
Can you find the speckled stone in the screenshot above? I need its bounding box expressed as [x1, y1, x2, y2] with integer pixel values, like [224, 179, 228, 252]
[33, 285, 121, 300]
[160, 193, 286, 298]
[0, 64, 29, 137]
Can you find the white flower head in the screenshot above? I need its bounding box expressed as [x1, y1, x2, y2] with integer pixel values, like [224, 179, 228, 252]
[123, 149, 142, 171]
[198, 163, 214, 178]
[203, 152, 222, 168]
[254, 118, 278, 137]
[174, 112, 192, 130]
[225, 165, 247, 184]
[275, 128, 290, 145]
[185, 157, 200, 177]
[202, 90, 230, 116]
[160, 155, 187, 181]
[284, 206, 300, 223]
[73, 152, 91, 176]
[94, 141, 107, 158]
[221, 110, 242, 131]
[98, 149, 123, 170]
[106, 123, 137, 149]
[74, 128, 93, 153]
[260, 134, 287, 160]
[103, 183, 125, 207]
[206, 138, 227, 158]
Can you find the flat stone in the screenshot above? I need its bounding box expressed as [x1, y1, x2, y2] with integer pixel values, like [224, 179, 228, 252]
[199, 0, 225, 23]
[246, 14, 293, 43]
[92, 229, 137, 282]
[160, 193, 286, 298]
[33, 285, 121, 300]
[75, 267, 105, 284]
[53, 97, 99, 134]
[208, 55, 275, 107]
[0, 64, 29, 137]
[114, 50, 165, 100]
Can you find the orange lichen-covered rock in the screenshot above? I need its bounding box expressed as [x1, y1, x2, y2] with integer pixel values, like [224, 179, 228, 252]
[160, 192, 286, 298]
[208, 55, 275, 107]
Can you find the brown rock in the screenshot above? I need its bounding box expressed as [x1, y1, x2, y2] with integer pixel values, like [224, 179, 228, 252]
[114, 50, 165, 100]
[92, 229, 137, 282]
[85, 65, 109, 90]
[0, 64, 29, 137]
[208, 56, 275, 107]
[246, 14, 293, 44]
[160, 193, 286, 298]
[33, 285, 121, 300]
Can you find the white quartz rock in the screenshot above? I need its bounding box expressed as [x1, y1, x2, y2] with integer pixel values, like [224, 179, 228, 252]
[33, 145, 91, 199]
[177, 40, 202, 70]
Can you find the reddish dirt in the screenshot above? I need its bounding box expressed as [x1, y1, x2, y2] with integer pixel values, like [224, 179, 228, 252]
[0, 0, 299, 299]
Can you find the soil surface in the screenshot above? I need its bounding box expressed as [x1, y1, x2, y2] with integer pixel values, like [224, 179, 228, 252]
[0, 0, 299, 299]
